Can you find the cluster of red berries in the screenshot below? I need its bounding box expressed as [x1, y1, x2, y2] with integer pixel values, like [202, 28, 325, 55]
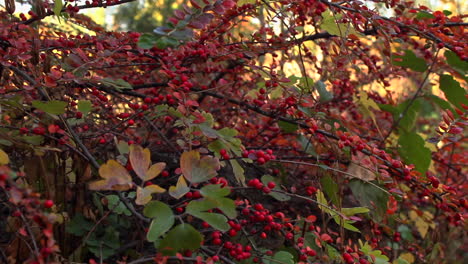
[222, 241, 252, 261]
[219, 149, 230, 160]
[247, 178, 276, 194]
[242, 149, 275, 165]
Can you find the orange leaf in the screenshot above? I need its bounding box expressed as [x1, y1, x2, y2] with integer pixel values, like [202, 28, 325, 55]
[130, 145, 151, 181]
[146, 162, 166, 181]
[88, 160, 132, 191]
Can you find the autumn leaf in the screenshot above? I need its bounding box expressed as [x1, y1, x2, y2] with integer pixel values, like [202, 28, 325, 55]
[136, 185, 166, 205]
[169, 176, 190, 199]
[130, 145, 166, 181]
[180, 150, 220, 183]
[88, 160, 133, 191]
[0, 148, 9, 165]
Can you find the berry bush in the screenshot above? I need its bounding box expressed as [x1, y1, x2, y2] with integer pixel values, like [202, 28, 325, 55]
[0, 0, 466, 263]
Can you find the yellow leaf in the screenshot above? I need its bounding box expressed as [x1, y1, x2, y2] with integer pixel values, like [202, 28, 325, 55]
[130, 144, 151, 181]
[136, 185, 166, 205]
[146, 162, 166, 181]
[0, 148, 9, 165]
[409, 210, 433, 238]
[237, 0, 256, 6]
[88, 160, 132, 191]
[397, 253, 415, 264]
[169, 176, 190, 199]
[355, 90, 383, 137]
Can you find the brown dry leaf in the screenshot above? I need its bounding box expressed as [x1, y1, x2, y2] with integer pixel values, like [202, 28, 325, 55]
[347, 163, 376, 181]
[129, 145, 166, 181]
[130, 144, 151, 180]
[88, 160, 132, 191]
[180, 150, 219, 183]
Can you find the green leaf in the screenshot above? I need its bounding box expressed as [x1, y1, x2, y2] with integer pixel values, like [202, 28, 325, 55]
[278, 120, 298, 133]
[230, 160, 246, 185]
[316, 189, 331, 214]
[217, 197, 237, 219]
[321, 10, 360, 37]
[426, 95, 454, 112]
[138, 33, 160, 49]
[445, 50, 468, 73]
[261, 175, 291, 201]
[341, 207, 370, 216]
[443, 10, 452, 16]
[343, 221, 360, 232]
[158, 224, 203, 255]
[106, 194, 131, 215]
[349, 180, 389, 222]
[321, 175, 340, 206]
[200, 184, 230, 198]
[116, 140, 130, 155]
[192, 212, 230, 232]
[218, 127, 238, 138]
[379, 99, 422, 132]
[439, 74, 468, 109]
[298, 134, 317, 156]
[397, 225, 414, 241]
[315, 80, 333, 102]
[398, 131, 431, 175]
[326, 244, 341, 261]
[270, 251, 294, 264]
[53, 0, 63, 17]
[416, 11, 435, 19]
[77, 100, 92, 115]
[143, 201, 175, 241]
[180, 151, 220, 183]
[393, 50, 428, 72]
[155, 36, 179, 49]
[22, 135, 44, 145]
[397, 99, 422, 132]
[100, 78, 133, 91]
[66, 213, 93, 236]
[32, 100, 67, 115]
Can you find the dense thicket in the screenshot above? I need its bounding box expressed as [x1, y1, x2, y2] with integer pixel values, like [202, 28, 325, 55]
[0, 0, 466, 263]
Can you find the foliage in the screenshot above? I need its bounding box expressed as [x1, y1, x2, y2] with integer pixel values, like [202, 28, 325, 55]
[0, 0, 466, 263]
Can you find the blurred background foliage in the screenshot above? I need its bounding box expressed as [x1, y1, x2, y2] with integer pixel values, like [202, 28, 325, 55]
[81, 0, 467, 33]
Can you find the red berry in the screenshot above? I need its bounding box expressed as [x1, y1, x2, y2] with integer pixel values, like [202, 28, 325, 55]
[0, 174, 7, 181]
[43, 200, 54, 208]
[267, 181, 276, 189]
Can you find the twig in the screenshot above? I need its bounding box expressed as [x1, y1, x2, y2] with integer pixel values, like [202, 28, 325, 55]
[19, 213, 40, 258]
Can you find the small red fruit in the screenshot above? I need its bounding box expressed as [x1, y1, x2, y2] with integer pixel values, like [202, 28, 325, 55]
[44, 200, 54, 208]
